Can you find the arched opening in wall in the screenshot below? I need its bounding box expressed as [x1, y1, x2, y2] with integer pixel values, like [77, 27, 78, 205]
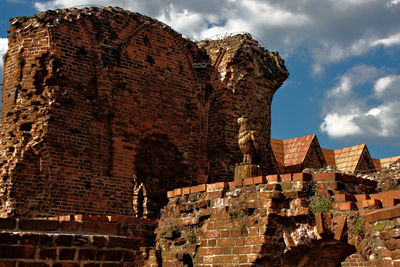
[280, 239, 356, 267]
[133, 182, 147, 217]
[134, 133, 189, 218]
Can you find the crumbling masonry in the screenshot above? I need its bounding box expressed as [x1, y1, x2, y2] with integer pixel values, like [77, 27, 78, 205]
[0, 7, 287, 218]
[1, 7, 400, 267]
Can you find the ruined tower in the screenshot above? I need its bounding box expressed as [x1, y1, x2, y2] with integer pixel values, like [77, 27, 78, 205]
[0, 7, 288, 218]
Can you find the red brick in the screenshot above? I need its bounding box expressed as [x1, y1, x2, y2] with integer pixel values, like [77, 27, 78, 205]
[167, 190, 175, 198]
[108, 237, 140, 249]
[354, 194, 369, 202]
[74, 215, 91, 222]
[0, 261, 16, 267]
[381, 198, 400, 207]
[0, 233, 20, 244]
[174, 188, 182, 196]
[97, 250, 122, 261]
[182, 187, 191, 195]
[81, 222, 118, 235]
[0, 246, 35, 259]
[228, 181, 236, 189]
[60, 221, 79, 232]
[385, 239, 400, 250]
[92, 236, 107, 247]
[253, 176, 266, 184]
[267, 174, 279, 182]
[391, 229, 400, 238]
[55, 235, 73, 246]
[191, 184, 206, 193]
[59, 248, 76, 260]
[207, 182, 228, 191]
[39, 248, 56, 260]
[244, 177, 254, 185]
[0, 219, 16, 230]
[313, 172, 342, 181]
[281, 173, 292, 181]
[293, 173, 312, 181]
[19, 263, 49, 267]
[361, 199, 382, 209]
[79, 249, 97, 260]
[315, 212, 324, 234]
[19, 219, 58, 231]
[334, 194, 355, 203]
[53, 263, 79, 267]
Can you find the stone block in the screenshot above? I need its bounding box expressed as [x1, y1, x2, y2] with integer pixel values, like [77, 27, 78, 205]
[234, 164, 262, 181]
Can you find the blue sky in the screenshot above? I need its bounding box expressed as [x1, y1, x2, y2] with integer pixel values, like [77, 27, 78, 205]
[1, 0, 400, 159]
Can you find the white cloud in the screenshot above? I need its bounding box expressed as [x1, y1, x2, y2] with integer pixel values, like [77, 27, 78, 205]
[327, 65, 380, 97]
[372, 32, 400, 47]
[388, 0, 400, 6]
[321, 66, 400, 141]
[158, 5, 207, 37]
[320, 111, 362, 138]
[328, 76, 352, 97]
[31, 0, 400, 71]
[0, 38, 9, 87]
[373, 75, 400, 96]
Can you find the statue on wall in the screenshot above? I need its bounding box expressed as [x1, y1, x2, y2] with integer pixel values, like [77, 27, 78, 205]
[234, 117, 262, 181]
[238, 117, 261, 164]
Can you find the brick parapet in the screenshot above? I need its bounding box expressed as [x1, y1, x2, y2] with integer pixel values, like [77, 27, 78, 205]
[0, 215, 156, 236]
[0, 216, 157, 266]
[157, 172, 400, 266]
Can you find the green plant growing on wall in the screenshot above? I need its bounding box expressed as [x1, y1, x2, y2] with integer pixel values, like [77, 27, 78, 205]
[353, 215, 366, 237]
[230, 210, 246, 220]
[185, 228, 197, 244]
[309, 195, 333, 213]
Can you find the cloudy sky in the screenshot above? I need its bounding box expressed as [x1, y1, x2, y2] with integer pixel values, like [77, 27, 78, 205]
[1, 0, 400, 158]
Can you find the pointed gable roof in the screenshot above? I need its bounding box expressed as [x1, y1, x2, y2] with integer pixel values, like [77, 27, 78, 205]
[282, 134, 315, 169]
[333, 144, 366, 173]
[379, 156, 400, 169]
[270, 138, 285, 173]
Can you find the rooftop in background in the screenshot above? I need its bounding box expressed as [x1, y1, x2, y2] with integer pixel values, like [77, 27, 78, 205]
[272, 134, 399, 174]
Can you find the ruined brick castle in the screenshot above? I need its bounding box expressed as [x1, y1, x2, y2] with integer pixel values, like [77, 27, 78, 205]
[1, 7, 400, 267]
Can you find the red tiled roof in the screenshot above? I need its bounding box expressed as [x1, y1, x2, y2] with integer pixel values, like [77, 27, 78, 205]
[271, 135, 316, 173]
[333, 144, 366, 173]
[379, 156, 400, 168]
[271, 133, 399, 174]
[282, 134, 315, 168]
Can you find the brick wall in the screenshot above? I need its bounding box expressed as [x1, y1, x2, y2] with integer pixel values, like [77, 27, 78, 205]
[341, 253, 374, 267]
[152, 172, 380, 266]
[0, 215, 157, 266]
[0, 7, 288, 218]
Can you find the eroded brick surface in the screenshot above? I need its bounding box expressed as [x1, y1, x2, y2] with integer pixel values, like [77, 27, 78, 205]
[0, 7, 288, 218]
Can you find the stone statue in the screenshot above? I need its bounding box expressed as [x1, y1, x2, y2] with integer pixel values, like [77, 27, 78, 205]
[238, 117, 261, 164]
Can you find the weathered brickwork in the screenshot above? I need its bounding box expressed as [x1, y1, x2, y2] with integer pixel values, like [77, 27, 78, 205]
[0, 7, 288, 218]
[341, 253, 375, 267]
[2, 7, 400, 267]
[151, 172, 396, 266]
[0, 215, 157, 266]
